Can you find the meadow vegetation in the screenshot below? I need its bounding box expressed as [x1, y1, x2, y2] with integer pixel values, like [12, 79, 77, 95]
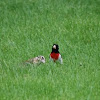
[0, 0, 100, 100]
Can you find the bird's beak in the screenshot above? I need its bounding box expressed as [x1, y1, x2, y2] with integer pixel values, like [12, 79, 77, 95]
[42, 60, 45, 63]
[53, 45, 56, 49]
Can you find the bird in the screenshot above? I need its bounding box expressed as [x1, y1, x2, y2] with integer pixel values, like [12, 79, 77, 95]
[50, 44, 63, 64]
[24, 55, 45, 65]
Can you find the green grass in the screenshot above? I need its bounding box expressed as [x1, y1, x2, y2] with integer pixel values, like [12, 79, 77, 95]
[0, 0, 100, 100]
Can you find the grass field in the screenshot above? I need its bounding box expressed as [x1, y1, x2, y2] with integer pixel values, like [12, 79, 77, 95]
[0, 0, 100, 100]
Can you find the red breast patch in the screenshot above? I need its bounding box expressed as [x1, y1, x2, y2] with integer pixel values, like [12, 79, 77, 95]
[50, 53, 60, 60]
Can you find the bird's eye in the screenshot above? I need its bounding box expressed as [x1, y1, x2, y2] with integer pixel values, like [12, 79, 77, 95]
[42, 57, 44, 59]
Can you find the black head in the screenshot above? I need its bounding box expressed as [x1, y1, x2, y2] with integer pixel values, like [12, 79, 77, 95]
[51, 44, 59, 53]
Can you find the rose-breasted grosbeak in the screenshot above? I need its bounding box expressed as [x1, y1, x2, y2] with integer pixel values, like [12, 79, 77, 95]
[25, 56, 45, 65]
[50, 44, 63, 64]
